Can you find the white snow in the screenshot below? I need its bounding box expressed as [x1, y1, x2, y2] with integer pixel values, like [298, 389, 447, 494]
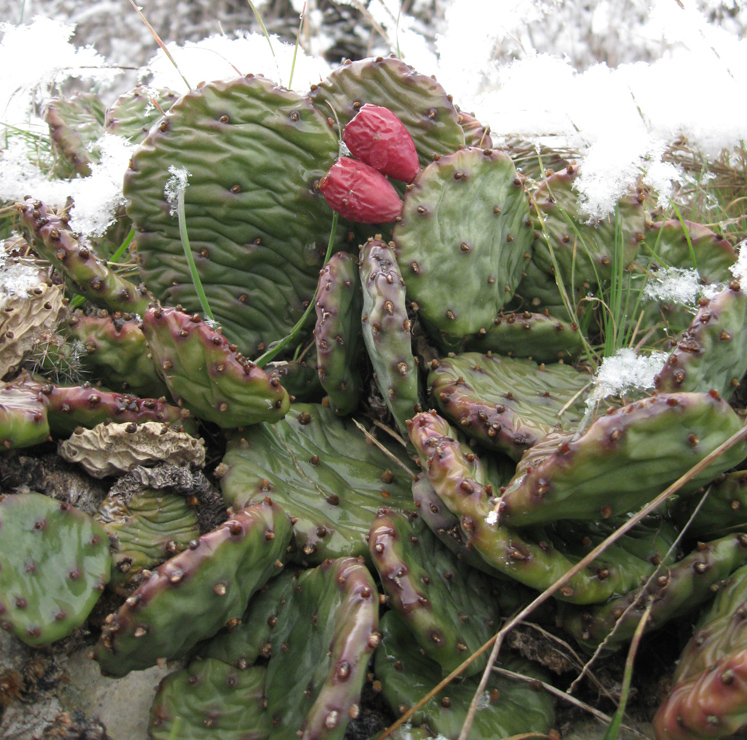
[586, 348, 668, 408]
[164, 166, 191, 216]
[642, 266, 705, 306]
[730, 241, 747, 286]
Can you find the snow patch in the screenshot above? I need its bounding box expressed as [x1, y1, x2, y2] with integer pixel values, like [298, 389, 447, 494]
[164, 166, 191, 216]
[587, 348, 668, 408]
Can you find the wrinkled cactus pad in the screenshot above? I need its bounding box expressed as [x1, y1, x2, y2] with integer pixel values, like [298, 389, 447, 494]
[219, 404, 415, 564]
[498, 391, 747, 527]
[142, 306, 290, 427]
[94, 499, 291, 676]
[368, 508, 500, 676]
[0, 492, 111, 646]
[428, 351, 589, 460]
[149, 659, 270, 740]
[263, 557, 380, 740]
[125, 75, 340, 353]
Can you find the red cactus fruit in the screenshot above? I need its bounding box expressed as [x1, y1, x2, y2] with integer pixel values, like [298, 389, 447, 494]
[319, 157, 403, 224]
[343, 104, 420, 183]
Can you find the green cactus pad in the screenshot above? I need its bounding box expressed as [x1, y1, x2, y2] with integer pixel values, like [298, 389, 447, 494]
[530, 165, 649, 289]
[124, 75, 340, 353]
[670, 471, 747, 539]
[497, 391, 747, 527]
[142, 306, 290, 427]
[428, 351, 589, 460]
[266, 356, 323, 402]
[462, 309, 586, 362]
[0, 492, 111, 646]
[393, 147, 533, 343]
[94, 499, 292, 677]
[219, 404, 415, 564]
[19, 199, 152, 315]
[368, 509, 500, 677]
[655, 283, 747, 400]
[149, 659, 270, 740]
[409, 411, 679, 604]
[374, 610, 556, 739]
[0, 377, 51, 449]
[264, 557, 380, 740]
[640, 220, 737, 284]
[198, 570, 296, 669]
[360, 237, 421, 434]
[104, 86, 179, 143]
[99, 487, 200, 592]
[314, 251, 364, 415]
[562, 533, 747, 654]
[308, 56, 465, 168]
[66, 312, 169, 398]
[46, 92, 105, 177]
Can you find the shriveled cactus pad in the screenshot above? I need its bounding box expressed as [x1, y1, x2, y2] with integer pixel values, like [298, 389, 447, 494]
[0, 492, 111, 646]
[219, 403, 415, 563]
[125, 75, 340, 352]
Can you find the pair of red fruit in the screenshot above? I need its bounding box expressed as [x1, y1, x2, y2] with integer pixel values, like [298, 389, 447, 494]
[319, 104, 420, 224]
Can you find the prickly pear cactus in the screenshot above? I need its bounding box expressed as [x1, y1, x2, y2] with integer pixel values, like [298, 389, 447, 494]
[98, 484, 201, 593]
[409, 410, 679, 604]
[0, 376, 51, 449]
[462, 309, 585, 362]
[653, 562, 747, 740]
[149, 659, 270, 740]
[314, 251, 364, 415]
[561, 533, 747, 654]
[104, 86, 179, 142]
[308, 56, 465, 168]
[0, 492, 111, 646]
[124, 75, 340, 353]
[497, 391, 747, 527]
[655, 282, 747, 399]
[368, 508, 500, 676]
[393, 147, 534, 344]
[428, 351, 589, 460]
[45, 92, 105, 177]
[530, 164, 649, 288]
[263, 557, 380, 740]
[219, 404, 414, 563]
[142, 306, 290, 427]
[65, 312, 169, 397]
[374, 610, 556, 739]
[94, 499, 292, 676]
[360, 237, 421, 434]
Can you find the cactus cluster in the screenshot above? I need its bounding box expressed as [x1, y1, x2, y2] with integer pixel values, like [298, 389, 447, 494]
[4, 51, 747, 740]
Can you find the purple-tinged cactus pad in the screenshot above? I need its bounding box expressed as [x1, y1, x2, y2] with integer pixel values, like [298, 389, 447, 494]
[428, 351, 589, 460]
[94, 499, 292, 677]
[264, 557, 380, 740]
[498, 391, 747, 527]
[142, 306, 290, 428]
[0, 492, 111, 646]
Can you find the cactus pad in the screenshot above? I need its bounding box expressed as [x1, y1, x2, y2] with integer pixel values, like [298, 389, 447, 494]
[142, 306, 290, 427]
[219, 404, 415, 564]
[428, 351, 589, 460]
[498, 391, 747, 527]
[393, 147, 533, 342]
[124, 75, 340, 352]
[374, 610, 555, 739]
[94, 499, 292, 676]
[0, 492, 111, 646]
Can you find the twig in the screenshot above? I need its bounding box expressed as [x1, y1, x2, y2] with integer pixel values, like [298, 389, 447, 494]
[351, 419, 417, 478]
